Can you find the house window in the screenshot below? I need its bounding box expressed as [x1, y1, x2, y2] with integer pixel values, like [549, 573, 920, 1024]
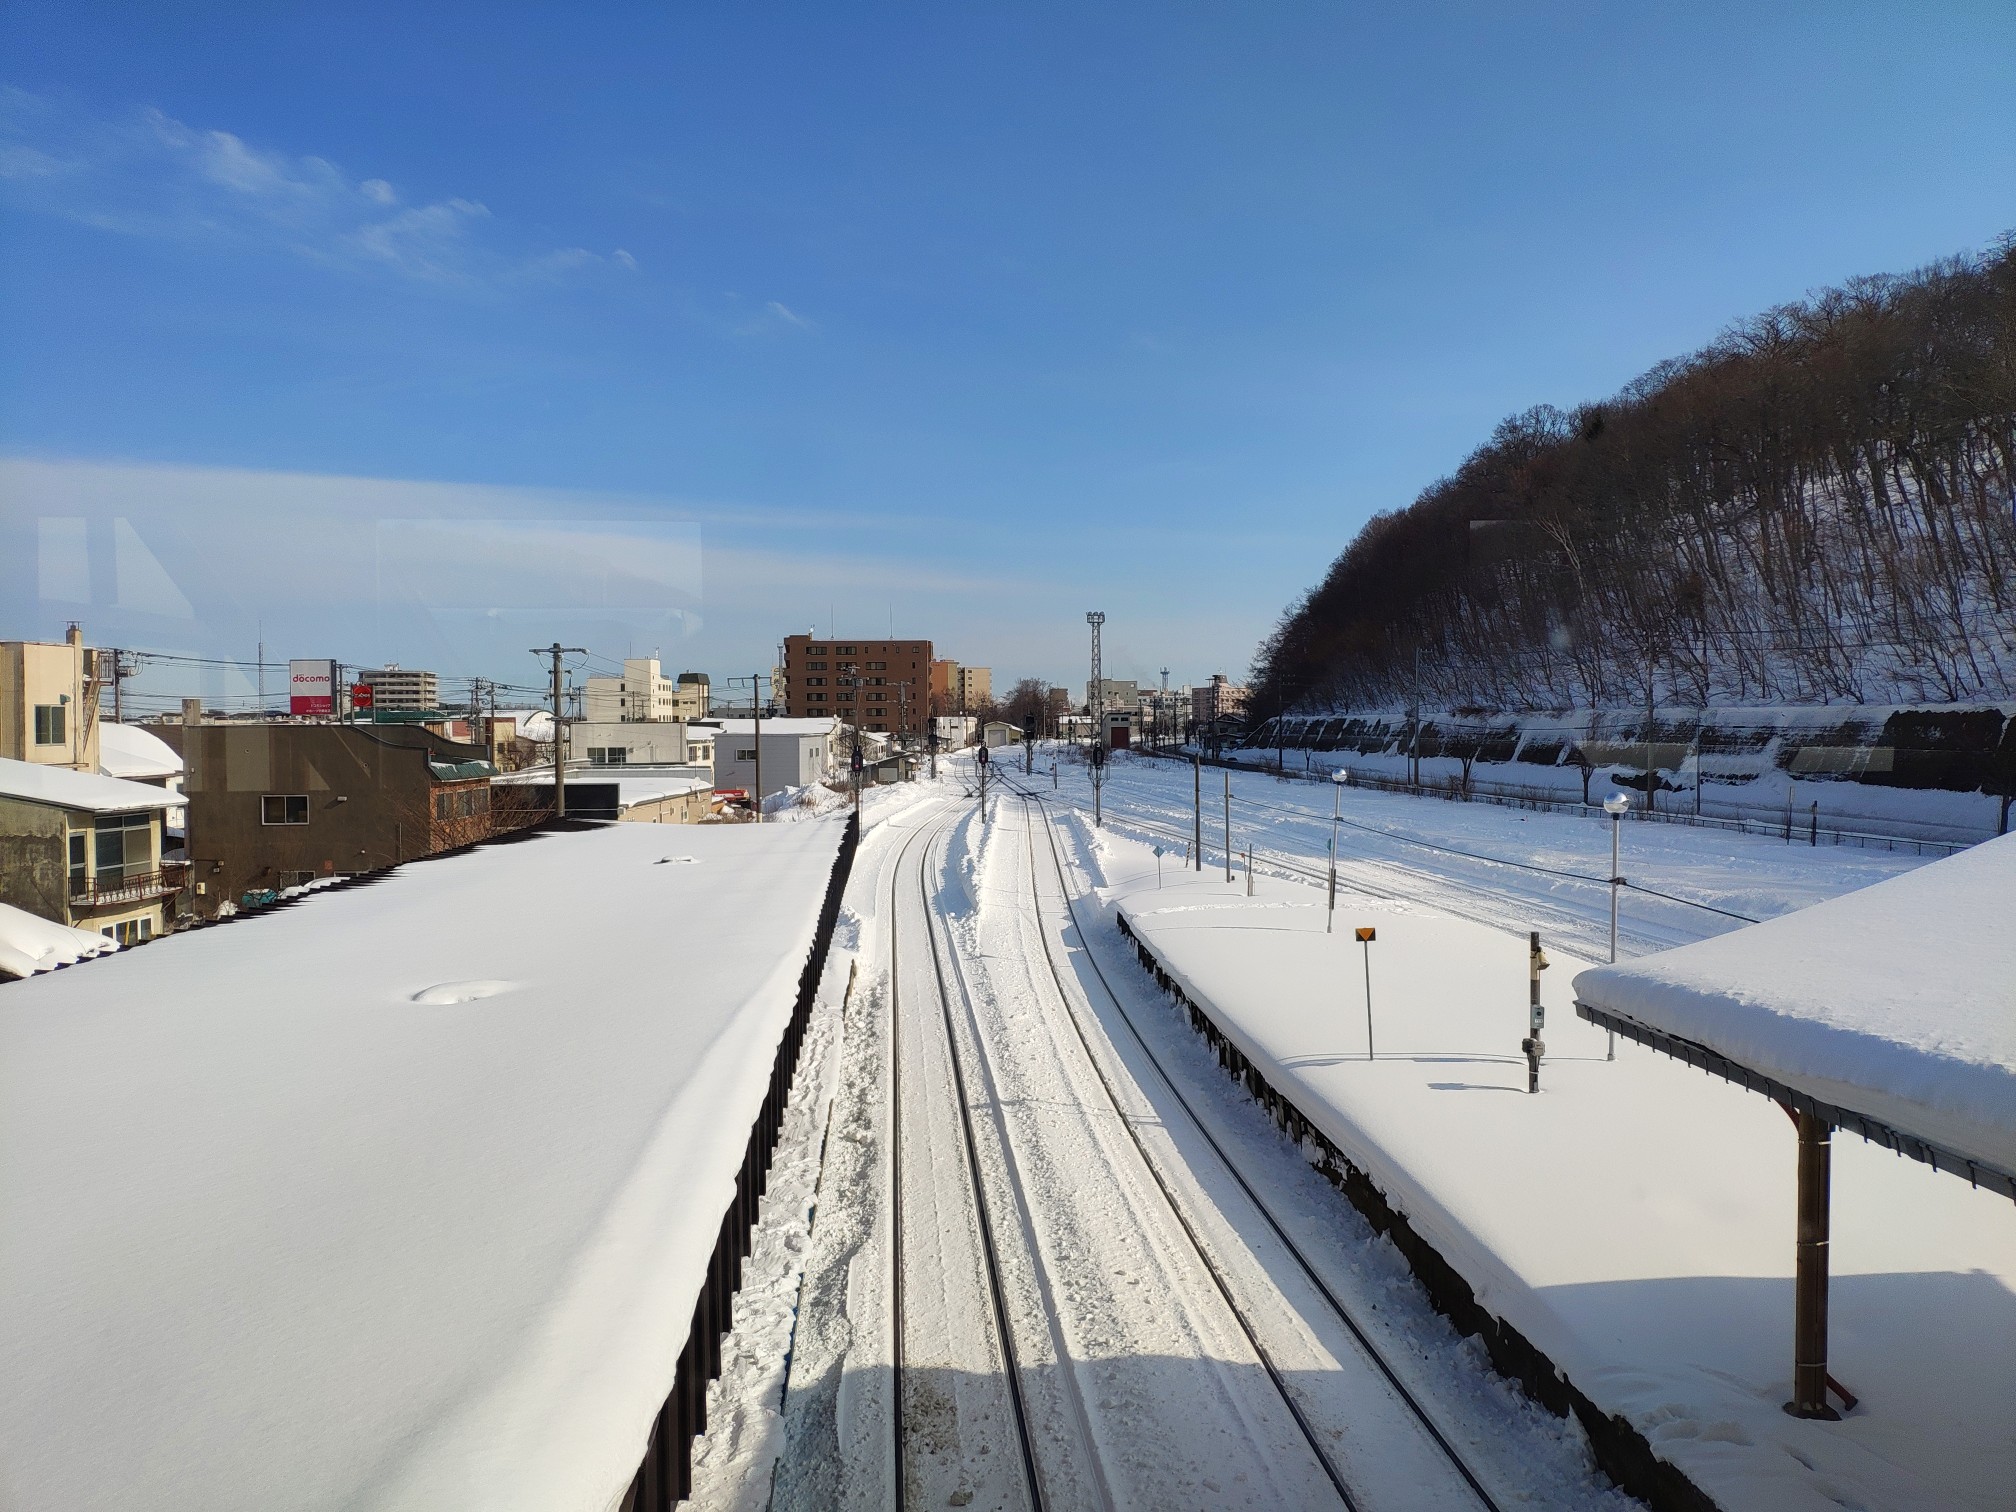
[736, 748, 758, 762]
[33, 704, 66, 745]
[94, 811, 152, 882]
[867, 661, 886, 671]
[836, 645, 855, 655]
[805, 677, 826, 686]
[808, 693, 827, 702]
[808, 661, 827, 670]
[808, 645, 827, 655]
[101, 917, 153, 946]
[261, 795, 310, 825]
[587, 748, 628, 765]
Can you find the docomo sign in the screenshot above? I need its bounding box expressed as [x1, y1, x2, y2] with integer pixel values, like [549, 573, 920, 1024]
[288, 659, 337, 716]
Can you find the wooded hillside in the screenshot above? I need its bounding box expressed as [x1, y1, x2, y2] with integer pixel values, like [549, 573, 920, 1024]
[1251, 240, 2016, 716]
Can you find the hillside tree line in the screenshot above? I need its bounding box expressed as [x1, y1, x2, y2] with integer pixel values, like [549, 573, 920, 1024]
[1252, 239, 2016, 715]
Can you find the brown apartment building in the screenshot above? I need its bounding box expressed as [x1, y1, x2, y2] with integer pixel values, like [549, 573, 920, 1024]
[156, 722, 499, 916]
[779, 636, 932, 737]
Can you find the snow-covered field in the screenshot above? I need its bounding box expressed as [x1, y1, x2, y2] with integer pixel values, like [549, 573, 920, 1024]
[1088, 805, 2015, 1511]
[1039, 746, 1932, 960]
[0, 820, 846, 1512]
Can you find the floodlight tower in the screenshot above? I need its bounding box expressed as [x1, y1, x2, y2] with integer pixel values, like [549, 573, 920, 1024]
[1087, 611, 1106, 827]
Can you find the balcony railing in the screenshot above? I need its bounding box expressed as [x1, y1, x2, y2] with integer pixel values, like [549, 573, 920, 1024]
[71, 861, 191, 908]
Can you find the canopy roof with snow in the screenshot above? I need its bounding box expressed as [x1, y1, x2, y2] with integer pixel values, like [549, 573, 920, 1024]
[1574, 832, 2016, 1197]
[0, 819, 848, 1512]
[0, 756, 180, 813]
[97, 722, 183, 781]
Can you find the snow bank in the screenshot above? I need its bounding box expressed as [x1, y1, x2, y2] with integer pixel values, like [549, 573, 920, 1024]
[1099, 829, 2016, 1512]
[0, 819, 848, 1512]
[1575, 833, 2016, 1182]
[0, 901, 119, 978]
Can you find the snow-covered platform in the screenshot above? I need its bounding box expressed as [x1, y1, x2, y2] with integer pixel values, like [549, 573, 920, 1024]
[1098, 834, 2016, 1512]
[0, 819, 849, 1512]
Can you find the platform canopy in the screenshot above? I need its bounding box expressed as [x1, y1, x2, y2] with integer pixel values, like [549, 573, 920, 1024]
[1575, 832, 2016, 1200]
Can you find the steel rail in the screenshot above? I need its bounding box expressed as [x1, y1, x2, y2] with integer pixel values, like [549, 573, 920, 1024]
[999, 772, 1506, 1512]
[901, 812, 1048, 1512]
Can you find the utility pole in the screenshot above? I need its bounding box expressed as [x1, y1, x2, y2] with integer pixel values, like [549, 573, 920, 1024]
[1644, 678, 1657, 814]
[1087, 611, 1105, 829]
[1409, 647, 1422, 789]
[106, 647, 137, 723]
[753, 672, 764, 823]
[532, 644, 586, 818]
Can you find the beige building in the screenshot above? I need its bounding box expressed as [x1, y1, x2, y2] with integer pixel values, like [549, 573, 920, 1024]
[1, 627, 103, 773]
[1191, 673, 1248, 725]
[0, 758, 184, 943]
[928, 658, 992, 716]
[583, 658, 710, 723]
[958, 665, 992, 711]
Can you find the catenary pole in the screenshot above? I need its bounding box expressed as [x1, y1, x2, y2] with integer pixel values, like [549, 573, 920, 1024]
[1223, 768, 1232, 882]
[1193, 751, 1202, 870]
[533, 644, 586, 819]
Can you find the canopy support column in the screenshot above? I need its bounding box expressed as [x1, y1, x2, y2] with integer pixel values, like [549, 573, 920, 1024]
[1787, 1108, 1840, 1420]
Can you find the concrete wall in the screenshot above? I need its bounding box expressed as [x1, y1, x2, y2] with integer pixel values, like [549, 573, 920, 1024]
[0, 795, 68, 922]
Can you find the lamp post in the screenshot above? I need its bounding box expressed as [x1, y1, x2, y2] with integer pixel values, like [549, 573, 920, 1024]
[1603, 791, 1630, 1061]
[1327, 767, 1347, 933]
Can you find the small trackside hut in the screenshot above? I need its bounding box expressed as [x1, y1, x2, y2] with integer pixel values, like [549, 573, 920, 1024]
[1573, 832, 2016, 1421]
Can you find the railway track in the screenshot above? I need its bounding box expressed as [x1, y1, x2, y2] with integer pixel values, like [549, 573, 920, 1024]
[990, 768, 1505, 1510]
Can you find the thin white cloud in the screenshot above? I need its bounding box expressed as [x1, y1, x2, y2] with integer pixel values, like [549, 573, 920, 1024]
[765, 300, 812, 330]
[0, 88, 629, 289]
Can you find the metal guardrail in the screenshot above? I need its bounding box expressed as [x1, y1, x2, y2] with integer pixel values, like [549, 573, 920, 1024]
[69, 862, 190, 907]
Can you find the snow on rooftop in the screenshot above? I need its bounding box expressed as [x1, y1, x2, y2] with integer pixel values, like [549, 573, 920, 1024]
[710, 717, 836, 736]
[0, 818, 848, 1512]
[0, 756, 179, 814]
[1574, 832, 2016, 1181]
[0, 900, 118, 978]
[97, 722, 183, 781]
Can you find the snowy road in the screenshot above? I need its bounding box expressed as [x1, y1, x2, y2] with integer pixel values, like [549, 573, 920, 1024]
[762, 770, 1639, 1511]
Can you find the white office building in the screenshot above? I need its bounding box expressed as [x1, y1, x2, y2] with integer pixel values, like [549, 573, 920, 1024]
[706, 717, 837, 801]
[358, 665, 439, 711]
[583, 658, 710, 724]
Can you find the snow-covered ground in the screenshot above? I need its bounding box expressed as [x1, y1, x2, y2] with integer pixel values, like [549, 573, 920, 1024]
[710, 758, 1650, 1510]
[0, 819, 847, 1512]
[1088, 809, 2016, 1512]
[1038, 746, 1931, 961]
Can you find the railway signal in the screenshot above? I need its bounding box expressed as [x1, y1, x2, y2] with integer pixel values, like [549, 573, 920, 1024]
[1355, 926, 1378, 1060]
[1522, 931, 1549, 1093]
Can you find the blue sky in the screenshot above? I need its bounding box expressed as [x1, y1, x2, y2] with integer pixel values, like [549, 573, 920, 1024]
[2, 2, 2011, 709]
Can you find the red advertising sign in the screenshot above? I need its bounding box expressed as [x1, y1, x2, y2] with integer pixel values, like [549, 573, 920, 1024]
[289, 658, 336, 717]
[350, 683, 374, 710]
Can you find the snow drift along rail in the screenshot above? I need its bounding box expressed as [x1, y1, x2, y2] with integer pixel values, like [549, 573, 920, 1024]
[624, 813, 860, 1511]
